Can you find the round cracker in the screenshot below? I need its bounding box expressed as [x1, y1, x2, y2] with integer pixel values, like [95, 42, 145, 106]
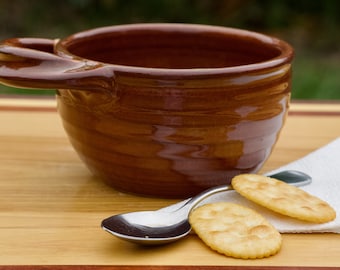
[232, 174, 336, 223]
[189, 202, 282, 259]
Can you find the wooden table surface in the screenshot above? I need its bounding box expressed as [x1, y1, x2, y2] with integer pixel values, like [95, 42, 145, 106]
[0, 97, 340, 269]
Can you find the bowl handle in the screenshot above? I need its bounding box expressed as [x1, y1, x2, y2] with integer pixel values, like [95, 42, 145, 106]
[0, 38, 114, 93]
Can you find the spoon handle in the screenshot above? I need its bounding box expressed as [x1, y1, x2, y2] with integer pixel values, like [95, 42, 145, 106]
[182, 185, 234, 212]
[266, 170, 312, 187]
[165, 170, 312, 215]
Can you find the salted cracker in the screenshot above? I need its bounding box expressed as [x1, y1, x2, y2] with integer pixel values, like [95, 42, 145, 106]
[189, 202, 282, 259]
[232, 174, 336, 223]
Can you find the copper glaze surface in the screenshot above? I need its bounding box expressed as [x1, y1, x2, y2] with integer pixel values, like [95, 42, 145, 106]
[0, 24, 293, 197]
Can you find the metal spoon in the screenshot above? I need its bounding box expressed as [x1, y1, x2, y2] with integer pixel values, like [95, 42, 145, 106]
[101, 170, 311, 245]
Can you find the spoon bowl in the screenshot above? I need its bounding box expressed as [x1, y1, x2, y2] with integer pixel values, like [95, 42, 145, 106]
[102, 170, 312, 245]
[102, 211, 193, 245]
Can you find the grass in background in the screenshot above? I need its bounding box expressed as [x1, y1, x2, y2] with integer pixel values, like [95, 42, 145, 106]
[0, 0, 339, 100]
[292, 54, 340, 100]
[0, 86, 55, 96]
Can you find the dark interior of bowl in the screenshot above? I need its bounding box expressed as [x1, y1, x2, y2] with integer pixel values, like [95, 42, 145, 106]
[64, 27, 282, 69]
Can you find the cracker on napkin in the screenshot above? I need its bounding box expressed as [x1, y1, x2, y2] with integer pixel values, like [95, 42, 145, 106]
[189, 202, 282, 259]
[232, 174, 336, 223]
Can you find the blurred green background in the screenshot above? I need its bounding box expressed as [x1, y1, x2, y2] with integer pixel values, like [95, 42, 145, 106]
[0, 0, 339, 99]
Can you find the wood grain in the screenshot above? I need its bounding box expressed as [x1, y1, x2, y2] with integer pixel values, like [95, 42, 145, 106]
[0, 266, 333, 270]
[0, 98, 340, 269]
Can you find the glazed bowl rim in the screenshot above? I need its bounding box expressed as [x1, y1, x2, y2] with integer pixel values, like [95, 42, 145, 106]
[55, 23, 294, 77]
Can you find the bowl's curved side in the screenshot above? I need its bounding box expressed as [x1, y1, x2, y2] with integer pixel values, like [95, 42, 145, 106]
[56, 63, 291, 198]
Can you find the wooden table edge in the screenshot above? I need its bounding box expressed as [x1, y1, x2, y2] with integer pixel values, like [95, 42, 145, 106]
[1, 96, 340, 115]
[0, 266, 333, 270]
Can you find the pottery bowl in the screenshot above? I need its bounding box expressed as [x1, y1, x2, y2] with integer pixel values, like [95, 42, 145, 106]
[0, 24, 293, 197]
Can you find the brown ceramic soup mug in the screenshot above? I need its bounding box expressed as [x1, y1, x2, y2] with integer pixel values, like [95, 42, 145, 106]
[0, 23, 293, 198]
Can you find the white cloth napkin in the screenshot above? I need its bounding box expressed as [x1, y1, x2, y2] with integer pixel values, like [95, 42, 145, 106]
[199, 137, 340, 233]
